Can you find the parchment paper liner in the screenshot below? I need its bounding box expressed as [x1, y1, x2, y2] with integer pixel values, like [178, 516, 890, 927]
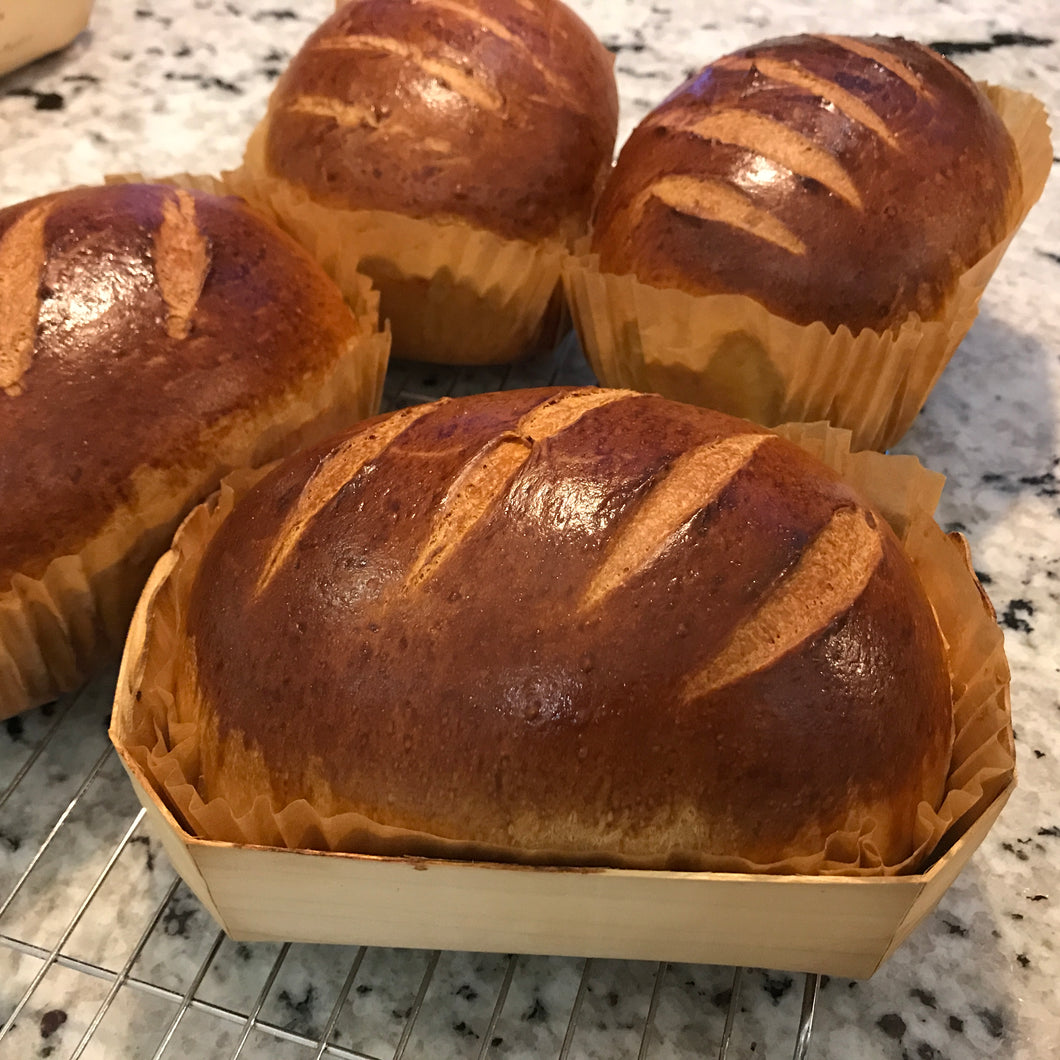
[224, 121, 570, 366]
[1, 172, 391, 720]
[111, 420, 1014, 878]
[564, 85, 1051, 452]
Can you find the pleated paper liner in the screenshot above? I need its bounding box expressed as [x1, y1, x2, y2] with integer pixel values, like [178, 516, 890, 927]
[1, 174, 392, 720]
[225, 121, 570, 366]
[110, 419, 1013, 880]
[564, 85, 1051, 453]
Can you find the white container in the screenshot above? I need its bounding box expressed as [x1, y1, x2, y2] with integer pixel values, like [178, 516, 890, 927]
[0, 1, 94, 77]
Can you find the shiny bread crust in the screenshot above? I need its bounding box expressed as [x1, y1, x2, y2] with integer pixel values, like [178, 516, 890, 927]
[261, 0, 619, 243]
[591, 34, 1022, 332]
[186, 387, 954, 869]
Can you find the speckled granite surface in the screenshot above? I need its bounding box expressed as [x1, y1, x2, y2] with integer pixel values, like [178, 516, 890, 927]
[1, 1, 1058, 1058]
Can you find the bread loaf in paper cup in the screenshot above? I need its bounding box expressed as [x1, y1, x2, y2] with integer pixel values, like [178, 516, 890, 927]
[231, 0, 618, 366]
[112, 388, 1014, 876]
[0, 180, 390, 719]
[566, 34, 1051, 451]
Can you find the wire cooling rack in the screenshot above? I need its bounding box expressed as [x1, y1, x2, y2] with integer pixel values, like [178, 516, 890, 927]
[0, 341, 821, 1059]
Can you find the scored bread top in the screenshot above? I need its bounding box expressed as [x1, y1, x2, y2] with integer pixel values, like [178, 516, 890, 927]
[0, 182, 362, 589]
[590, 34, 1022, 332]
[186, 387, 953, 869]
[261, 0, 619, 244]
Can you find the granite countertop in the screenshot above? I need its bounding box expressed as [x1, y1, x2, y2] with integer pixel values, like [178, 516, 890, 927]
[0, 1, 1057, 1057]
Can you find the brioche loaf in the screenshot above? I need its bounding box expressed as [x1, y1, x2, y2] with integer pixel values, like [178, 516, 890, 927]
[263, 0, 618, 243]
[238, 0, 618, 364]
[182, 387, 953, 870]
[591, 34, 1023, 333]
[0, 181, 388, 718]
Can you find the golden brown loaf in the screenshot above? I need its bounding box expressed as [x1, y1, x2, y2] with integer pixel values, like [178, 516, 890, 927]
[591, 34, 1022, 333]
[258, 0, 619, 244]
[0, 181, 387, 717]
[183, 387, 954, 870]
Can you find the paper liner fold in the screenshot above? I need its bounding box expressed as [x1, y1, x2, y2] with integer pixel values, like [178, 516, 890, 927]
[112, 421, 1014, 879]
[564, 85, 1051, 452]
[225, 122, 570, 366]
[1, 174, 391, 719]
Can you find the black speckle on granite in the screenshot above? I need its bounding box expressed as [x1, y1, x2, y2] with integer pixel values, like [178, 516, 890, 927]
[1001, 599, 1034, 634]
[4, 715, 23, 741]
[1034, 749, 1047, 759]
[974, 569, 993, 585]
[236, 943, 253, 961]
[606, 990, 620, 1008]
[253, 8, 299, 20]
[949, 1015, 964, 1033]
[129, 835, 156, 872]
[605, 39, 647, 55]
[278, 985, 316, 1034]
[1037, 250, 1060, 266]
[174, 44, 192, 58]
[162, 900, 197, 937]
[762, 974, 793, 1003]
[0, 831, 20, 852]
[455, 983, 477, 1001]
[929, 32, 1054, 57]
[355, 983, 372, 995]
[392, 1006, 412, 1020]
[1002, 841, 1030, 862]
[975, 1007, 1005, 1039]
[3, 88, 65, 111]
[944, 520, 967, 534]
[491, 1037, 503, 1049]
[910, 988, 937, 1009]
[1017, 954, 1031, 968]
[712, 987, 733, 1010]
[878, 1013, 907, 1040]
[163, 71, 242, 95]
[1039, 826, 1060, 837]
[39, 1010, 67, 1039]
[133, 7, 172, 28]
[1028, 894, 1049, 902]
[942, 917, 969, 937]
[452, 1021, 479, 1038]
[523, 997, 548, 1022]
[914, 1042, 941, 1060]
[62, 73, 100, 85]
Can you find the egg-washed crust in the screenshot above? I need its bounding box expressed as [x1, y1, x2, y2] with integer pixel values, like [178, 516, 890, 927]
[0, 182, 363, 589]
[262, 0, 619, 244]
[186, 387, 954, 869]
[591, 34, 1022, 332]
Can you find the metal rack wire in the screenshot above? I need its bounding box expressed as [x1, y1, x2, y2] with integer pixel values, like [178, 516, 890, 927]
[1, 343, 821, 1059]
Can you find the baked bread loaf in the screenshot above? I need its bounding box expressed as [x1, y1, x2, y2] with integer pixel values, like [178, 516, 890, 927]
[236, 0, 618, 364]
[181, 386, 954, 870]
[590, 34, 1023, 333]
[0, 181, 389, 719]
